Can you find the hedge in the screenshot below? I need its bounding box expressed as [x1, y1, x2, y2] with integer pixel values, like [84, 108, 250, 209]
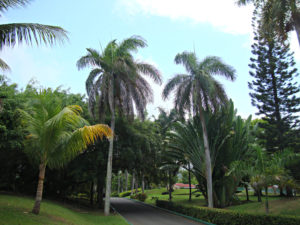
[156, 200, 300, 225]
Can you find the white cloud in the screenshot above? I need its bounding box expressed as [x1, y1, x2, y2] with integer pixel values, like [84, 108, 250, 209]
[116, 0, 254, 35]
[0, 46, 64, 90]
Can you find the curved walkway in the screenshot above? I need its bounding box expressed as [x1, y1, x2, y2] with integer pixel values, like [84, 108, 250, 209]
[111, 198, 204, 225]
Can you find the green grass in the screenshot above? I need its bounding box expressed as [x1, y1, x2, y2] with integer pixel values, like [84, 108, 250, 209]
[144, 188, 206, 206]
[144, 188, 300, 217]
[0, 194, 128, 225]
[227, 197, 300, 217]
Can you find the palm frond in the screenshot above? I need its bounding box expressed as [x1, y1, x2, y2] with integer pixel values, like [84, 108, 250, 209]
[174, 52, 198, 74]
[76, 48, 101, 70]
[136, 62, 162, 85]
[162, 74, 189, 100]
[201, 56, 236, 81]
[117, 35, 147, 56]
[0, 0, 31, 12]
[0, 57, 10, 71]
[0, 23, 68, 49]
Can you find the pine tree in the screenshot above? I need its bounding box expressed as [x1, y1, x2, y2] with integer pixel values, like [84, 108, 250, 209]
[248, 15, 300, 152]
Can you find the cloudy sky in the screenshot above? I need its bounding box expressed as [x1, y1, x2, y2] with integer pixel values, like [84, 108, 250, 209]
[1, 0, 299, 118]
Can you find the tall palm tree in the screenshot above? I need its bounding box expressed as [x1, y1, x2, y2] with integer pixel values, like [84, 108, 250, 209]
[77, 35, 162, 215]
[238, 0, 300, 47]
[0, 0, 68, 70]
[163, 52, 236, 208]
[21, 90, 112, 215]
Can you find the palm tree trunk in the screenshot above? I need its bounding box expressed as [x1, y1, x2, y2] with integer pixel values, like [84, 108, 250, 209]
[120, 172, 123, 193]
[245, 185, 249, 201]
[90, 180, 94, 206]
[104, 78, 115, 216]
[131, 171, 135, 195]
[142, 174, 145, 194]
[32, 162, 46, 214]
[188, 164, 192, 202]
[198, 108, 213, 208]
[117, 171, 120, 195]
[125, 170, 128, 192]
[265, 187, 269, 214]
[135, 175, 138, 193]
[168, 170, 172, 201]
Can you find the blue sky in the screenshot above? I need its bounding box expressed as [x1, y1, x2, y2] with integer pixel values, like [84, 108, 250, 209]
[1, 0, 299, 118]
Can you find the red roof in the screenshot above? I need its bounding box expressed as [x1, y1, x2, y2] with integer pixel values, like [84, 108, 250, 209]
[174, 183, 196, 188]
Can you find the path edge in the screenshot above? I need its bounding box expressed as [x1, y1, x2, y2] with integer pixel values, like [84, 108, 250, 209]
[110, 202, 133, 225]
[125, 197, 215, 225]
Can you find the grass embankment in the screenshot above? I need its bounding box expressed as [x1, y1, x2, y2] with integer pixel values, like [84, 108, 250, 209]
[0, 194, 128, 225]
[144, 188, 300, 217]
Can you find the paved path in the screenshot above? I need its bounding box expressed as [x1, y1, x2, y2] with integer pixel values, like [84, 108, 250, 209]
[111, 198, 205, 225]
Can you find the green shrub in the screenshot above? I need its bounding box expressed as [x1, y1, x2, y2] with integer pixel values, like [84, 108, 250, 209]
[156, 200, 300, 225]
[131, 193, 147, 202]
[119, 188, 142, 197]
[119, 191, 132, 197]
[111, 192, 119, 197]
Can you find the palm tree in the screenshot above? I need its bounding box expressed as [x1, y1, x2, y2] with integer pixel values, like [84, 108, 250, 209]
[163, 52, 236, 208]
[77, 35, 162, 215]
[21, 90, 112, 215]
[238, 0, 300, 47]
[0, 0, 68, 70]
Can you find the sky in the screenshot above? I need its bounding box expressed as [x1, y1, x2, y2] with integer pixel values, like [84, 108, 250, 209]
[0, 0, 299, 119]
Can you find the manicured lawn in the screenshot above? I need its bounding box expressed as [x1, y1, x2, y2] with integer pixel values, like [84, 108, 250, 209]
[0, 194, 128, 225]
[227, 197, 300, 217]
[144, 188, 300, 217]
[144, 188, 206, 206]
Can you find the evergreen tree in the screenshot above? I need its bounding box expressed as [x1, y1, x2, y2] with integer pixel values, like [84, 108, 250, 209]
[248, 15, 300, 152]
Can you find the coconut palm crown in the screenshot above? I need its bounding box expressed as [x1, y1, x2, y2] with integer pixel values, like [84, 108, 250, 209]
[21, 89, 112, 215]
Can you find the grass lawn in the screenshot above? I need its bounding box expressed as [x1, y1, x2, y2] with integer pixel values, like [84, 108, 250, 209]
[144, 188, 206, 206]
[0, 194, 128, 225]
[144, 188, 300, 217]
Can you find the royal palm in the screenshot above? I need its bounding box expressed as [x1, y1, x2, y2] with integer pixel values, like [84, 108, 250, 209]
[77, 36, 161, 215]
[163, 52, 236, 207]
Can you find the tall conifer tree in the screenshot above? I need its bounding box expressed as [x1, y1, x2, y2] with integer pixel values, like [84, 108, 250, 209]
[248, 11, 300, 152]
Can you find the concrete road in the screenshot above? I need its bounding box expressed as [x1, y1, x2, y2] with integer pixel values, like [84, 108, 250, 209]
[111, 198, 205, 225]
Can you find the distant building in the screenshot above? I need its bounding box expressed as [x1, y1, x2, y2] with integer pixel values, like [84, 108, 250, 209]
[173, 183, 196, 189]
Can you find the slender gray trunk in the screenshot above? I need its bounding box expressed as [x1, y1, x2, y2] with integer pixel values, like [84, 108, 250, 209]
[120, 171, 123, 193]
[117, 171, 120, 194]
[199, 108, 213, 208]
[188, 164, 192, 202]
[125, 170, 128, 192]
[135, 175, 138, 193]
[90, 180, 94, 206]
[142, 174, 145, 194]
[131, 171, 135, 195]
[265, 187, 269, 214]
[168, 170, 172, 201]
[104, 80, 115, 216]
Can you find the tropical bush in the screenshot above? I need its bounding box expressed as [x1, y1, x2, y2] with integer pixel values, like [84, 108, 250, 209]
[119, 191, 132, 197]
[166, 101, 253, 207]
[131, 193, 147, 202]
